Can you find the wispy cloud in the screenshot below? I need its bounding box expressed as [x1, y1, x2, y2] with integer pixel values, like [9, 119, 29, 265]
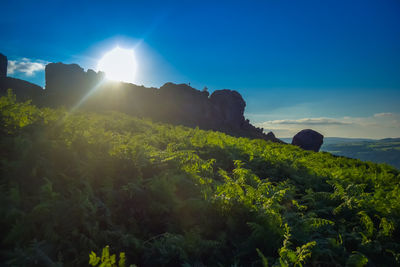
[254, 114, 400, 138]
[374, 112, 393, 118]
[265, 118, 351, 125]
[7, 58, 47, 76]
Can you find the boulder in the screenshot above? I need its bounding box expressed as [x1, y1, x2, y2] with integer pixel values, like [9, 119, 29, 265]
[209, 89, 246, 129]
[0, 53, 7, 77]
[292, 129, 324, 152]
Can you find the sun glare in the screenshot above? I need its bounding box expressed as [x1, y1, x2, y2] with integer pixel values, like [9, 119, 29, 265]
[97, 47, 136, 83]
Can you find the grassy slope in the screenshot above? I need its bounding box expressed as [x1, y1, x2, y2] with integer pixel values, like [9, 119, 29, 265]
[1, 91, 400, 266]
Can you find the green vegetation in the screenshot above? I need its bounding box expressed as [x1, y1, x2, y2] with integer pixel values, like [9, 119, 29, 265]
[89, 245, 132, 267]
[1, 90, 400, 266]
[322, 139, 400, 170]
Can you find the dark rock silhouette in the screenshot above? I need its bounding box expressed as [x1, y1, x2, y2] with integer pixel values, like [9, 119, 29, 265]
[265, 131, 276, 140]
[157, 82, 211, 126]
[0, 55, 332, 149]
[209, 89, 246, 129]
[1, 58, 285, 143]
[0, 53, 7, 77]
[292, 129, 324, 152]
[43, 62, 281, 142]
[45, 63, 105, 107]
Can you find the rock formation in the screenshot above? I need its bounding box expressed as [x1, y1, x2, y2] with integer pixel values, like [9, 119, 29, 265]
[209, 89, 246, 129]
[43, 62, 280, 142]
[0, 53, 7, 77]
[44, 63, 105, 107]
[292, 129, 324, 152]
[0, 54, 334, 150]
[1, 58, 283, 143]
[157, 82, 211, 126]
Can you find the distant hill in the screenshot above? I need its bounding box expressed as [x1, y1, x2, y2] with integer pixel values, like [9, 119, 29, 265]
[281, 137, 374, 145]
[321, 137, 375, 145]
[321, 138, 400, 169]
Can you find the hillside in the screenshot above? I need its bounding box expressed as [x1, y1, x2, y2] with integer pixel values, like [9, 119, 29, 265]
[1, 91, 400, 266]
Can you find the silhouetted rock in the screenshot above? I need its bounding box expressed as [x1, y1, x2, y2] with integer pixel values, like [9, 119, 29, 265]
[0, 53, 7, 77]
[158, 82, 211, 126]
[0, 76, 43, 103]
[45, 63, 105, 107]
[265, 131, 276, 140]
[4, 59, 282, 143]
[292, 129, 324, 152]
[210, 89, 246, 129]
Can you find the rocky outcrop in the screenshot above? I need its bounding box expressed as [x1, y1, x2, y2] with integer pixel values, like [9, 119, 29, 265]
[44, 62, 278, 142]
[157, 82, 211, 126]
[265, 131, 277, 140]
[0, 55, 332, 149]
[210, 90, 246, 129]
[292, 129, 324, 152]
[0, 53, 7, 77]
[3, 59, 280, 142]
[45, 63, 105, 107]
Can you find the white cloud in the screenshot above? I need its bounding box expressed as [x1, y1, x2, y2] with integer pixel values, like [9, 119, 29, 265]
[266, 118, 351, 125]
[374, 112, 393, 117]
[254, 115, 400, 139]
[7, 58, 47, 76]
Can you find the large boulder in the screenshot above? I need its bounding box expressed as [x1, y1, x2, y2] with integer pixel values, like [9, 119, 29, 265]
[209, 89, 246, 129]
[0, 53, 7, 77]
[292, 129, 324, 152]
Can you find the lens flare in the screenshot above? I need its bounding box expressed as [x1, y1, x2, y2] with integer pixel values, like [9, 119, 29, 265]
[97, 47, 136, 83]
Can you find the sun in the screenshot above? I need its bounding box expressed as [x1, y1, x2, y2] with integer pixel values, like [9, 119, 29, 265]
[97, 47, 137, 83]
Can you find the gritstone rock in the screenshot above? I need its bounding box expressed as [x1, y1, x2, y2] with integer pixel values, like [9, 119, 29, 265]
[0, 53, 7, 77]
[292, 129, 324, 152]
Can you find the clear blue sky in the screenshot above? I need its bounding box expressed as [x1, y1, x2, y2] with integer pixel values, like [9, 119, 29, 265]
[1, 0, 399, 138]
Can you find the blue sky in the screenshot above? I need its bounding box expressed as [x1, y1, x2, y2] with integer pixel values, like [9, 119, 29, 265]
[1, 0, 399, 138]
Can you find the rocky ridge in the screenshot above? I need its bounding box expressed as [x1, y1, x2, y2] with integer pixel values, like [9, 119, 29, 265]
[0, 54, 325, 149]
